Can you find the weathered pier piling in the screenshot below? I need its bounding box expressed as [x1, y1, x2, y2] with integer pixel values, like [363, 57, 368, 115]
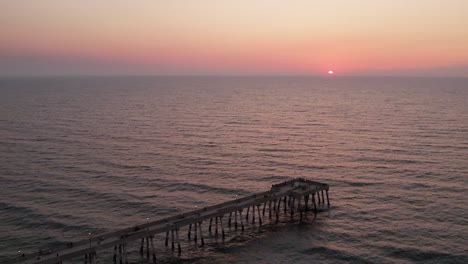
[19, 178, 330, 264]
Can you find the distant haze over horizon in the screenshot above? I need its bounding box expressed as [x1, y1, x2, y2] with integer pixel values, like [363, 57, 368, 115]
[1, 1, 467, 77]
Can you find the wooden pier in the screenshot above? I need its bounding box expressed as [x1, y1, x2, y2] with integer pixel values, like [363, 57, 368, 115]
[18, 178, 330, 264]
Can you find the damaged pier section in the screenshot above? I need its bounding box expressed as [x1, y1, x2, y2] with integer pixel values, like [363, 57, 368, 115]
[20, 178, 330, 264]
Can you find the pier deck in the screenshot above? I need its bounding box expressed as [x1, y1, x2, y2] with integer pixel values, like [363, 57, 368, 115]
[19, 178, 330, 264]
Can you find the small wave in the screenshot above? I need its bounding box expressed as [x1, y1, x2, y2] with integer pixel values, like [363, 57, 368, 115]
[165, 182, 249, 196]
[296, 164, 327, 170]
[301, 246, 371, 263]
[353, 156, 429, 165]
[257, 148, 298, 153]
[264, 160, 326, 171]
[333, 179, 382, 187]
[257, 175, 291, 182]
[97, 160, 154, 171]
[383, 246, 468, 263]
[0, 201, 96, 232]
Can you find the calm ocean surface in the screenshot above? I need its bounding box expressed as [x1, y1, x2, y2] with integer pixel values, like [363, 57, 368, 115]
[0, 76, 467, 263]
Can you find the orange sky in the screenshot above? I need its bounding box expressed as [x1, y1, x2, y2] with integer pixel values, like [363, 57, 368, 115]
[1, 1, 467, 76]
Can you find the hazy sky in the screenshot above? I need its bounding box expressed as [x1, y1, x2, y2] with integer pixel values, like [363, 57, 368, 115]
[1, 1, 467, 76]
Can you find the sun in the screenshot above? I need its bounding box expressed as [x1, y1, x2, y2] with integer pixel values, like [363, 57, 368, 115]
[328, 70, 334, 75]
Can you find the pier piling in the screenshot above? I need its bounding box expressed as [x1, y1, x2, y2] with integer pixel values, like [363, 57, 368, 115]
[198, 222, 205, 246]
[239, 210, 245, 231]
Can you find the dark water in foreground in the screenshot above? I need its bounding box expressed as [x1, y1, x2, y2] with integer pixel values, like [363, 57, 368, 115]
[0, 76, 467, 263]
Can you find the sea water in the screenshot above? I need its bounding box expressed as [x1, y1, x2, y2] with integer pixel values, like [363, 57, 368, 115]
[0, 76, 467, 263]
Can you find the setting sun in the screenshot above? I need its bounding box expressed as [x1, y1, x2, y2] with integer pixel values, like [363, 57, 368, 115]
[328, 70, 334, 75]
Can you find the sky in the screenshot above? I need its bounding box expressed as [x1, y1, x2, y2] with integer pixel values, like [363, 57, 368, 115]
[1, 0, 467, 76]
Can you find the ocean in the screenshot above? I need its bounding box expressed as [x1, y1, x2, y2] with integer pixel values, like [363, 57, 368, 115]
[0, 76, 467, 263]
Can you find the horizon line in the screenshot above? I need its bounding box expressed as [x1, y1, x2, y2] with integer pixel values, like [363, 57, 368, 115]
[1, 73, 468, 79]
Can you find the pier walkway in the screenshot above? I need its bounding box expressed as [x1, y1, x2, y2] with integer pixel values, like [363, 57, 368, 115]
[20, 178, 330, 264]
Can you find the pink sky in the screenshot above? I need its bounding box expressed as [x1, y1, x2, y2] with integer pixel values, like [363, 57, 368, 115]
[1, 1, 467, 76]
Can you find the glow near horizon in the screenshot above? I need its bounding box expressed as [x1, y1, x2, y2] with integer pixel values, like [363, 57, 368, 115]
[1, 1, 467, 76]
